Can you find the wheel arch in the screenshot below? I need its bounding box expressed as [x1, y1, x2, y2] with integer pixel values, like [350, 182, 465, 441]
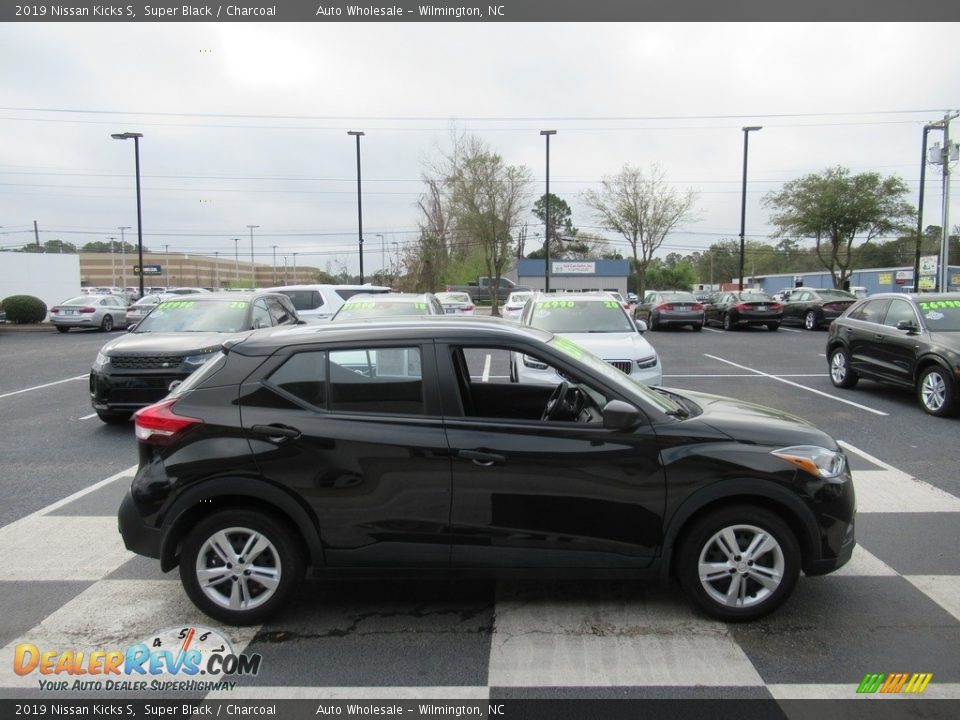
[660, 481, 820, 583]
[913, 354, 953, 384]
[159, 477, 323, 572]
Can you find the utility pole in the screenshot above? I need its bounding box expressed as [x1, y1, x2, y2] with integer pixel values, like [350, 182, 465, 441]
[108, 237, 117, 286]
[939, 112, 958, 292]
[119, 226, 131, 290]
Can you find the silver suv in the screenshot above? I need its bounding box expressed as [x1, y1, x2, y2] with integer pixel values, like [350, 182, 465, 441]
[264, 284, 392, 322]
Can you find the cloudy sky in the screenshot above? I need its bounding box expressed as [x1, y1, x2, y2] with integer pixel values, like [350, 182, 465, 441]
[0, 22, 957, 276]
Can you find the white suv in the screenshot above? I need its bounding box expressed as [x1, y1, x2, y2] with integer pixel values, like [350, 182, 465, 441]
[264, 284, 392, 322]
[514, 292, 661, 386]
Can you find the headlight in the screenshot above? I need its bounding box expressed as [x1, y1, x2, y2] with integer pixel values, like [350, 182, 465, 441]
[93, 352, 110, 369]
[636, 355, 658, 369]
[183, 350, 219, 368]
[771, 445, 846, 479]
[522, 354, 549, 370]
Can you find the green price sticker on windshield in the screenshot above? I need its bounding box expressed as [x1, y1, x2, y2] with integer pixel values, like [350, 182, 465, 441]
[159, 301, 196, 310]
[228, 301, 248, 309]
[603, 301, 619, 309]
[343, 302, 376, 311]
[536, 300, 576, 310]
[919, 300, 960, 310]
[414, 303, 427, 310]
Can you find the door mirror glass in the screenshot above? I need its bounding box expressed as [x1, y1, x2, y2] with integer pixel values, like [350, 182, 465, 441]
[896, 319, 918, 333]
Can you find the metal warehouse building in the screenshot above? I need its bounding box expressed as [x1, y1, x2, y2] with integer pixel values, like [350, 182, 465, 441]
[751, 264, 960, 296]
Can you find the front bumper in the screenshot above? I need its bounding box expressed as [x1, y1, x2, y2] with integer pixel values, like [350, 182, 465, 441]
[90, 367, 189, 412]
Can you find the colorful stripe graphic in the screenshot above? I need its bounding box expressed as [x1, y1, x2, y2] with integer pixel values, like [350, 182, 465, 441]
[857, 673, 933, 694]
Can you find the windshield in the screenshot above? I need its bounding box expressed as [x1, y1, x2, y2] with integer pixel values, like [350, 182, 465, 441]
[437, 293, 471, 303]
[134, 299, 250, 333]
[62, 296, 100, 305]
[334, 300, 430, 320]
[736, 292, 774, 302]
[528, 299, 634, 333]
[658, 292, 696, 303]
[131, 295, 164, 308]
[917, 299, 960, 331]
[549, 335, 682, 414]
[508, 292, 533, 305]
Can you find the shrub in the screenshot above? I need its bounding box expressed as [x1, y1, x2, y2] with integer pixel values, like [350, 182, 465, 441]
[1, 295, 48, 324]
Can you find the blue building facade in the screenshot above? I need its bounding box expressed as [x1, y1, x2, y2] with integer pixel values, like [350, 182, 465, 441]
[751, 264, 960, 296]
[515, 259, 631, 294]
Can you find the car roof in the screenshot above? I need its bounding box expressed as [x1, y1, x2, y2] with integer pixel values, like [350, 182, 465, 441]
[155, 291, 285, 302]
[346, 292, 433, 301]
[229, 315, 555, 356]
[853, 292, 960, 302]
[264, 284, 393, 292]
[532, 291, 622, 302]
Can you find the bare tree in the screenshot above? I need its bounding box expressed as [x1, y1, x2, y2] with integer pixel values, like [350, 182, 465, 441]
[446, 136, 533, 314]
[582, 164, 697, 297]
[413, 177, 452, 291]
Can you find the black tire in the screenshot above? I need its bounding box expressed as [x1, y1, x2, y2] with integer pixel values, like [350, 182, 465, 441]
[804, 310, 819, 331]
[56, 326, 70, 333]
[692, 322, 703, 332]
[101, 314, 114, 332]
[677, 505, 800, 622]
[917, 365, 956, 418]
[180, 509, 305, 626]
[828, 347, 858, 389]
[766, 323, 779, 332]
[97, 409, 132, 424]
[650, 313, 660, 331]
[722, 313, 734, 331]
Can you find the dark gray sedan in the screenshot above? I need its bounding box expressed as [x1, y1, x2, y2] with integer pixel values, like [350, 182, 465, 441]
[634, 290, 704, 331]
[703, 291, 783, 331]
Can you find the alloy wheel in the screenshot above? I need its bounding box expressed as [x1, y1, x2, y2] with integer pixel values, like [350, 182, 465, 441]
[195, 527, 281, 612]
[697, 524, 785, 609]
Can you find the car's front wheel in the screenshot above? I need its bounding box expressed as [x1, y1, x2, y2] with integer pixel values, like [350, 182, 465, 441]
[829, 347, 859, 389]
[917, 365, 956, 417]
[180, 510, 304, 625]
[677, 505, 800, 622]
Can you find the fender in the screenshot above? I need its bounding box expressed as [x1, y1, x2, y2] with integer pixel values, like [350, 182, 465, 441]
[913, 353, 953, 382]
[158, 476, 325, 572]
[658, 477, 821, 583]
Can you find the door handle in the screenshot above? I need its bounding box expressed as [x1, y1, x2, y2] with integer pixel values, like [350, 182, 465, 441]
[251, 424, 302, 441]
[457, 449, 506, 466]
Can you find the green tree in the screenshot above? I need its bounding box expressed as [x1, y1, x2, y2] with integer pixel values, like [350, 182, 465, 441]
[644, 258, 698, 290]
[532, 192, 577, 251]
[582, 163, 697, 297]
[763, 166, 915, 288]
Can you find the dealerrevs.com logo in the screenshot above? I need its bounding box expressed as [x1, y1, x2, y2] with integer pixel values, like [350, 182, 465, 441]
[856, 673, 933, 694]
[14, 626, 262, 692]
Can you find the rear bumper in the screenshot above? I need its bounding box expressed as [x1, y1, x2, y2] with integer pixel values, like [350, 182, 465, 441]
[118, 488, 161, 559]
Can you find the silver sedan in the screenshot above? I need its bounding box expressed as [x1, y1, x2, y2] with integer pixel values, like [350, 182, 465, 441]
[50, 294, 129, 333]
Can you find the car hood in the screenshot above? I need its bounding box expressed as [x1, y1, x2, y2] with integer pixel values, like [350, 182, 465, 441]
[676, 388, 838, 449]
[100, 330, 252, 356]
[560, 331, 657, 360]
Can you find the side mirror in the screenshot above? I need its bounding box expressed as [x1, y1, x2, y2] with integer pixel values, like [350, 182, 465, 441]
[602, 399, 642, 430]
[896, 319, 919, 334]
[635, 319, 647, 333]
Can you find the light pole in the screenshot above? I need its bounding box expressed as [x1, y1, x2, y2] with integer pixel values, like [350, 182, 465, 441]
[247, 225, 259, 288]
[164, 244, 169, 288]
[738, 126, 762, 291]
[110, 132, 145, 298]
[108, 237, 117, 287]
[292, 252, 298, 283]
[348, 130, 365, 283]
[376, 233, 385, 275]
[272, 245, 278, 285]
[914, 124, 936, 292]
[233, 238, 240, 285]
[118, 225, 130, 289]
[540, 130, 557, 293]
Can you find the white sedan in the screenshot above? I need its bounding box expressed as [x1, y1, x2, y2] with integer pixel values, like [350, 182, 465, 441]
[513, 293, 661, 386]
[435, 291, 476, 315]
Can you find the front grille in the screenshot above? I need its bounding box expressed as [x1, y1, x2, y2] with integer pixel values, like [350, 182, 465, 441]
[111, 355, 184, 369]
[607, 360, 633, 374]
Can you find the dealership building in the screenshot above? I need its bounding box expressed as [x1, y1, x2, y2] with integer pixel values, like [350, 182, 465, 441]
[512, 258, 631, 294]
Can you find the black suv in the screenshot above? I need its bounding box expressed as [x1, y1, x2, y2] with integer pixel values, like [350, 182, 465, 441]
[90, 291, 299, 424]
[827, 293, 960, 417]
[119, 317, 855, 625]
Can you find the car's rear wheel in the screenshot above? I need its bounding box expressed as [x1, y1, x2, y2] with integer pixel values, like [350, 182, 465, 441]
[180, 510, 304, 625]
[917, 365, 956, 417]
[101, 314, 114, 332]
[692, 322, 703, 332]
[804, 311, 818, 331]
[56, 326, 70, 333]
[677, 505, 800, 622]
[829, 347, 858, 389]
[650, 313, 660, 331]
[767, 323, 779, 331]
[96, 410, 132, 424]
[722, 313, 734, 331]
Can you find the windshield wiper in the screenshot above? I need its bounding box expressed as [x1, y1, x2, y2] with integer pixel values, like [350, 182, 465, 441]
[665, 407, 690, 419]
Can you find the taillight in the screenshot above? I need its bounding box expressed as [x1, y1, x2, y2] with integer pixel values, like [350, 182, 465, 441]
[465, 304, 475, 311]
[823, 302, 847, 310]
[656, 303, 675, 311]
[771, 303, 783, 311]
[735, 303, 751, 311]
[134, 398, 203, 445]
[51, 307, 60, 314]
[80, 307, 96, 314]
[692, 303, 704, 311]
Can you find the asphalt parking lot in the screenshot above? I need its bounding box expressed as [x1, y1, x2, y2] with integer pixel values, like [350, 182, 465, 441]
[0, 322, 958, 706]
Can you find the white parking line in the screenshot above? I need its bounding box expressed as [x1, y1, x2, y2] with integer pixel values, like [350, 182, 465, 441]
[702, 327, 724, 334]
[482, 354, 492, 383]
[779, 327, 804, 333]
[0, 374, 87, 400]
[664, 373, 827, 378]
[703, 354, 888, 416]
[80, 412, 98, 420]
